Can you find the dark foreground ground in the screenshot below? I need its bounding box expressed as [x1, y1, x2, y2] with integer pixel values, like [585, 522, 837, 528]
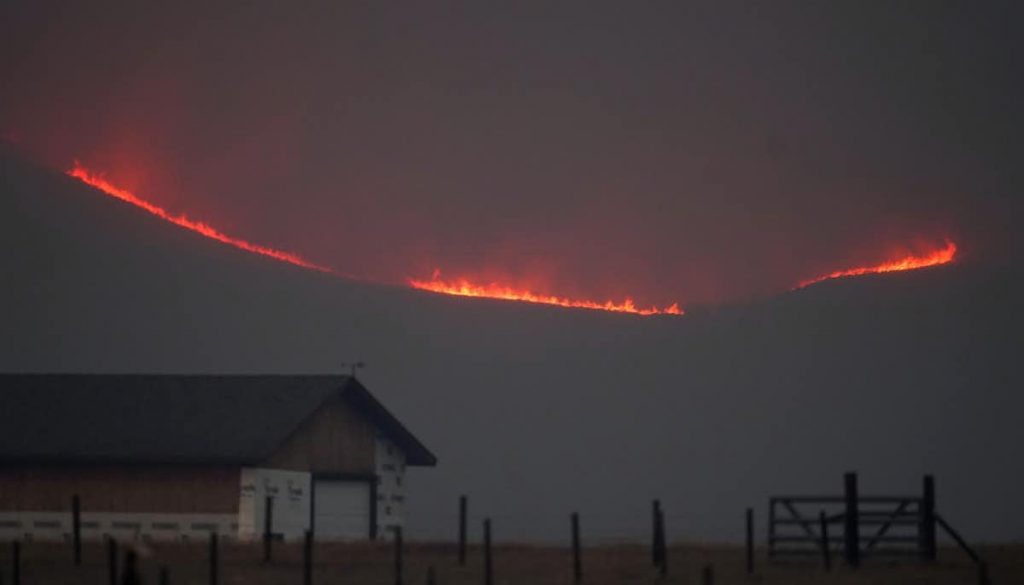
[2, 541, 1020, 585]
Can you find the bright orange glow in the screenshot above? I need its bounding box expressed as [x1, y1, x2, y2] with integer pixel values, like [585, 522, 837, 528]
[795, 240, 957, 289]
[409, 271, 684, 316]
[66, 161, 330, 272]
[66, 161, 677, 316]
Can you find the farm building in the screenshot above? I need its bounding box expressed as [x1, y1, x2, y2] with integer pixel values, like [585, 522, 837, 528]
[0, 374, 436, 542]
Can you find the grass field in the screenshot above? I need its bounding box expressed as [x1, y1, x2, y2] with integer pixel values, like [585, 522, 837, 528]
[2, 540, 1020, 584]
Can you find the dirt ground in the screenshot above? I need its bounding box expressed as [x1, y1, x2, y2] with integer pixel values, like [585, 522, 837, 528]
[1, 540, 1020, 585]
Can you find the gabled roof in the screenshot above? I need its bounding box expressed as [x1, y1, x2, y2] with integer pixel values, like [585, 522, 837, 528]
[0, 374, 436, 467]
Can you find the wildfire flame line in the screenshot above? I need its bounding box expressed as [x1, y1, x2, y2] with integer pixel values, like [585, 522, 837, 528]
[66, 160, 955, 316]
[408, 272, 684, 316]
[67, 162, 331, 272]
[795, 240, 957, 289]
[66, 161, 680, 316]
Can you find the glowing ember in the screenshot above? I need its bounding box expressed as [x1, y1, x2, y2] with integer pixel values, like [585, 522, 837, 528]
[67, 161, 330, 272]
[409, 271, 684, 316]
[795, 240, 957, 289]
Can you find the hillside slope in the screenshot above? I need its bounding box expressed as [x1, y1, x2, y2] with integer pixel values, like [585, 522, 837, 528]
[2, 150, 1022, 542]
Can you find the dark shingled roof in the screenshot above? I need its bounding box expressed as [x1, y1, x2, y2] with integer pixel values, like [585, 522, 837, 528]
[0, 374, 436, 467]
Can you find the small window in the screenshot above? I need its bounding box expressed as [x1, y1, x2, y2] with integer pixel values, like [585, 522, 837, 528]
[387, 445, 394, 456]
[385, 506, 392, 516]
[396, 475, 403, 487]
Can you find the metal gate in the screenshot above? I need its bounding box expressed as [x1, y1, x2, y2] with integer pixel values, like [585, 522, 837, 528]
[768, 473, 935, 564]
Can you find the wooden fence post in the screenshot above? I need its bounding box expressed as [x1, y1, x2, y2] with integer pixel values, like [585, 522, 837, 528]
[657, 507, 667, 578]
[159, 566, 170, 585]
[745, 508, 754, 575]
[107, 537, 118, 585]
[427, 565, 436, 585]
[11, 541, 20, 585]
[483, 518, 493, 585]
[369, 479, 378, 541]
[263, 496, 274, 564]
[394, 526, 404, 585]
[843, 472, 859, 567]
[303, 530, 313, 585]
[651, 500, 662, 567]
[571, 512, 582, 584]
[122, 549, 140, 585]
[458, 495, 467, 566]
[209, 532, 218, 585]
[920, 474, 937, 562]
[819, 510, 831, 571]
[72, 494, 82, 566]
[701, 563, 714, 585]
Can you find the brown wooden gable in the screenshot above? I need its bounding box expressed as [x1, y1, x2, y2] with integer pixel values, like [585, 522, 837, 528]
[262, 392, 376, 475]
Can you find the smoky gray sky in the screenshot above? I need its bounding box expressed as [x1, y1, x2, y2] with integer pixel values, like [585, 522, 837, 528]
[2, 1, 1021, 306]
[3, 148, 1023, 542]
[3, 2, 1024, 544]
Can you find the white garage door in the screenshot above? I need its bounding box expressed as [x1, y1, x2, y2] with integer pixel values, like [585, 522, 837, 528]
[313, 480, 371, 539]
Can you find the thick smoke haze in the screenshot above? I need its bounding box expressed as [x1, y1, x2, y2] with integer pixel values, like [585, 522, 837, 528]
[3, 2, 1024, 543]
[2, 151, 1023, 542]
[3, 2, 1021, 306]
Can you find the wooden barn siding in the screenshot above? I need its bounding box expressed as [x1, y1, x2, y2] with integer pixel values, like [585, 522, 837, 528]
[263, 394, 376, 475]
[0, 467, 240, 513]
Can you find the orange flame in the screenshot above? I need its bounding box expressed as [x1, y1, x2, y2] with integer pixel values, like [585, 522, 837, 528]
[409, 271, 684, 316]
[795, 240, 957, 289]
[66, 161, 330, 272]
[66, 161, 677, 316]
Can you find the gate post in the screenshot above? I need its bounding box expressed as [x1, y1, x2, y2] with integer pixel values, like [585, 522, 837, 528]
[919, 475, 937, 562]
[843, 472, 859, 567]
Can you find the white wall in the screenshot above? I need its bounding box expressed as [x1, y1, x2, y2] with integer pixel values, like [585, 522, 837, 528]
[237, 467, 312, 542]
[375, 435, 407, 538]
